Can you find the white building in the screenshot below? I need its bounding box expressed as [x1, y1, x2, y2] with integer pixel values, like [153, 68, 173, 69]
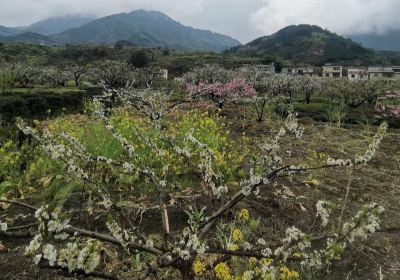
[393, 66, 400, 80]
[368, 66, 394, 80]
[348, 67, 368, 81]
[154, 68, 168, 80]
[282, 67, 318, 77]
[323, 65, 343, 78]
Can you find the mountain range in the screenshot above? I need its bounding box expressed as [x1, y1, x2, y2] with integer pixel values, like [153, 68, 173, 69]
[0, 10, 240, 52]
[349, 31, 400, 52]
[226, 25, 381, 65]
[18, 16, 95, 36]
[0, 25, 59, 45]
[1, 10, 399, 55]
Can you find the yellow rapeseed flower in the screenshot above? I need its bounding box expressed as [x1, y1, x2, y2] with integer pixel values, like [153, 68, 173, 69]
[248, 257, 258, 267]
[193, 260, 206, 276]
[292, 252, 302, 258]
[215, 262, 231, 280]
[242, 271, 253, 280]
[228, 243, 239, 251]
[238, 208, 250, 221]
[279, 265, 300, 280]
[232, 228, 244, 243]
[261, 258, 273, 266]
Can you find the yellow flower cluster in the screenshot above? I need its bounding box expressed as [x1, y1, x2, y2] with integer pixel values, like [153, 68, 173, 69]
[292, 252, 302, 258]
[248, 257, 258, 267]
[279, 266, 300, 280]
[238, 208, 250, 221]
[193, 259, 206, 276]
[241, 271, 253, 280]
[261, 258, 273, 266]
[215, 262, 231, 280]
[232, 228, 244, 243]
[228, 243, 239, 251]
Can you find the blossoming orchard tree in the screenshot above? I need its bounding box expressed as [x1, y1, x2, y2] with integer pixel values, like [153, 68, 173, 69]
[67, 65, 88, 87]
[0, 87, 389, 280]
[294, 75, 321, 104]
[93, 60, 138, 89]
[184, 65, 256, 109]
[322, 78, 391, 109]
[186, 79, 256, 109]
[44, 66, 74, 87]
[237, 69, 313, 122]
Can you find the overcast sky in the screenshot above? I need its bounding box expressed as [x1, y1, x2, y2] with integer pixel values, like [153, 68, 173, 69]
[0, 0, 399, 43]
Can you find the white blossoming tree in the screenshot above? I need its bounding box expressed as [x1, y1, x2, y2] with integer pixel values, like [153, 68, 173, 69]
[0, 87, 389, 280]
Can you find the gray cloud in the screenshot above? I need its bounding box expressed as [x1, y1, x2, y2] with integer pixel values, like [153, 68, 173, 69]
[251, 0, 400, 36]
[0, 0, 399, 43]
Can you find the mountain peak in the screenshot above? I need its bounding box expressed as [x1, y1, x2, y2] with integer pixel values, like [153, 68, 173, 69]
[227, 24, 377, 65]
[18, 15, 95, 35]
[50, 10, 241, 52]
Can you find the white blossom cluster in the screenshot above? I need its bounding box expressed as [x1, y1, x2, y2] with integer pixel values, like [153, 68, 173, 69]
[326, 158, 353, 167]
[285, 108, 304, 138]
[117, 89, 181, 125]
[173, 227, 208, 261]
[239, 169, 262, 196]
[106, 220, 137, 250]
[25, 206, 70, 267]
[259, 127, 286, 169]
[67, 159, 89, 180]
[261, 247, 272, 257]
[300, 202, 385, 270]
[274, 226, 311, 262]
[342, 203, 385, 242]
[17, 120, 92, 181]
[316, 200, 333, 227]
[0, 221, 7, 231]
[355, 122, 388, 164]
[26, 205, 101, 274]
[327, 122, 388, 167]
[186, 129, 227, 198]
[61, 132, 92, 162]
[58, 240, 101, 273]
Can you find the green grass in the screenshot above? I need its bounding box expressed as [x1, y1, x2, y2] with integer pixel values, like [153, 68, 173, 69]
[8, 86, 84, 95]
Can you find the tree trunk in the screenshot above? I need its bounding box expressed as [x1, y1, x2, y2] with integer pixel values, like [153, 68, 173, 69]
[179, 264, 195, 280]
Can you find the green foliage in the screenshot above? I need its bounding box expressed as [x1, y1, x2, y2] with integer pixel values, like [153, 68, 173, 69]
[129, 50, 150, 68]
[45, 109, 247, 196]
[0, 68, 14, 94]
[0, 91, 85, 121]
[227, 24, 382, 65]
[0, 130, 78, 206]
[0, 140, 22, 197]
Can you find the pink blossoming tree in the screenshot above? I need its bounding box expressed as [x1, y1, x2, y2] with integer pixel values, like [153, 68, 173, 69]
[187, 79, 256, 109]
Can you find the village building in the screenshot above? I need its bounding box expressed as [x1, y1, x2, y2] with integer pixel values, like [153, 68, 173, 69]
[259, 62, 276, 73]
[153, 68, 168, 80]
[368, 66, 395, 80]
[243, 62, 276, 74]
[322, 65, 343, 78]
[393, 66, 400, 80]
[347, 67, 368, 81]
[281, 67, 318, 77]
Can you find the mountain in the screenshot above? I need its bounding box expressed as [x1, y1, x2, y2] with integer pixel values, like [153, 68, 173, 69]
[0, 27, 58, 45]
[349, 31, 400, 52]
[51, 10, 241, 52]
[227, 25, 379, 65]
[19, 16, 96, 36]
[0, 25, 24, 37]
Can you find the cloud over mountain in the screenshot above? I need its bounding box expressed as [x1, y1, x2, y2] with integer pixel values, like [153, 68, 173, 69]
[0, 0, 400, 42]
